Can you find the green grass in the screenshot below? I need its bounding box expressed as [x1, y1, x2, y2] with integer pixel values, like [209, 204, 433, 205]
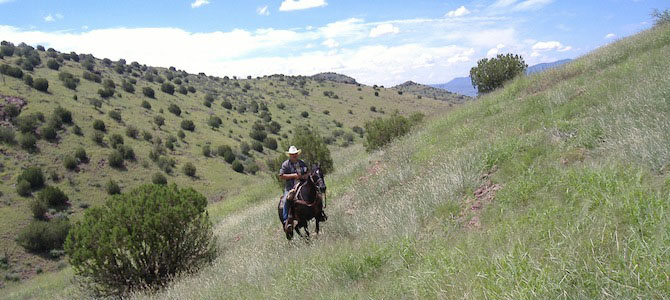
[4, 24, 670, 299]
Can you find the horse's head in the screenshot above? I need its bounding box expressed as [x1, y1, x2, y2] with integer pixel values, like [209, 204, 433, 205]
[310, 163, 326, 193]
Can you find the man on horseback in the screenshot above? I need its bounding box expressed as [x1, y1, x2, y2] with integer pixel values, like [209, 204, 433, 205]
[279, 145, 309, 231]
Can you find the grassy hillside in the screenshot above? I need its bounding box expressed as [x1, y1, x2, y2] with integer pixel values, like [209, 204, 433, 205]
[4, 24, 670, 299]
[393, 80, 471, 104]
[0, 45, 449, 286]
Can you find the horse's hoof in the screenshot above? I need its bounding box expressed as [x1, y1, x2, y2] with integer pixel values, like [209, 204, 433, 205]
[285, 224, 293, 240]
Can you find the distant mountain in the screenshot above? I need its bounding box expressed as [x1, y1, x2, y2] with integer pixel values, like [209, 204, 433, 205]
[392, 81, 471, 104]
[430, 59, 574, 97]
[310, 72, 358, 84]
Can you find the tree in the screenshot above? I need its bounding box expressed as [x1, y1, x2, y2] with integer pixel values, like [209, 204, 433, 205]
[154, 115, 165, 128]
[142, 87, 155, 98]
[161, 82, 175, 95]
[65, 184, 216, 297]
[33, 78, 49, 92]
[168, 104, 181, 116]
[652, 8, 670, 26]
[470, 53, 527, 94]
[290, 126, 333, 174]
[364, 112, 411, 152]
[180, 120, 195, 131]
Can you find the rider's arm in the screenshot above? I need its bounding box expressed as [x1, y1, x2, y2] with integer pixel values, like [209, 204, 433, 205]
[279, 173, 300, 180]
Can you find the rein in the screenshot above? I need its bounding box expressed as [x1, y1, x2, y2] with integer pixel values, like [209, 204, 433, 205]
[293, 173, 323, 208]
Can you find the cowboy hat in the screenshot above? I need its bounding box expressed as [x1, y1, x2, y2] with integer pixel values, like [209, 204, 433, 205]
[285, 145, 301, 155]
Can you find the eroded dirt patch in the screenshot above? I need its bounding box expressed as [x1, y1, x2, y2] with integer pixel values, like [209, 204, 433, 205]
[460, 168, 502, 229]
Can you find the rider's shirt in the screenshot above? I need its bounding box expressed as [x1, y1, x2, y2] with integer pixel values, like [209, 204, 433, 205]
[279, 159, 308, 191]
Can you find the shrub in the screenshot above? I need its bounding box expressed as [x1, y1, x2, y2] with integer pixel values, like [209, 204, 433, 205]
[16, 114, 39, 133]
[168, 104, 181, 116]
[103, 79, 116, 89]
[109, 133, 124, 149]
[37, 185, 69, 207]
[364, 113, 411, 152]
[180, 119, 195, 131]
[202, 145, 211, 157]
[108, 150, 124, 168]
[222, 100, 232, 109]
[178, 85, 188, 95]
[232, 160, 244, 173]
[142, 87, 155, 98]
[65, 184, 217, 296]
[182, 162, 196, 177]
[98, 87, 115, 98]
[251, 140, 263, 153]
[177, 130, 185, 139]
[263, 137, 277, 150]
[122, 80, 134, 93]
[161, 82, 175, 95]
[89, 98, 103, 109]
[17, 179, 32, 196]
[370, 106, 376, 112]
[470, 53, 527, 94]
[142, 130, 153, 141]
[125, 125, 138, 139]
[105, 180, 121, 195]
[322, 110, 330, 115]
[223, 151, 236, 164]
[33, 78, 49, 92]
[18, 218, 70, 252]
[268, 121, 281, 134]
[240, 141, 250, 155]
[82, 71, 102, 83]
[30, 198, 48, 219]
[19, 133, 37, 151]
[188, 86, 196, 93]
[154, 115, 165, 127]
[72, 125, 82, 136]
[75, 147, 88, 163]
[301, 111, 309, 118]
[91, 131, 104, 145]
[208, 116, 222, 128]
[46, 59, 60, 70]
[0, 127, 15, 144]
[276, 103, 285, 110]
[249, 129, 267, 142]
[41, 125, 57, 141]
[374, 91, 379, 97]
[288, 126, 333, 174]
[64, 156, 77, 170]
[53, 106, 73, 124]
[93, 119, 106, 131]
[217, 145, 232, 157]
[141, 100, 152, 110]
[0, 65, 23, 78]
[23, 74, 33, 87]
[108, 110, 122, 122]
[118, 145, 135, 160]
[152, 172, 167, 185]
[652, 8, 670, 26]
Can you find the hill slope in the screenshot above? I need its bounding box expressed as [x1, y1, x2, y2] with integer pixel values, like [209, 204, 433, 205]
[392, 81, 471, 104]
[0, 45, 449, 285]
[6, 24, 670, 299]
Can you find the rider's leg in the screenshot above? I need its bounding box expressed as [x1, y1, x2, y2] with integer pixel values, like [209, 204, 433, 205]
[281, 190, 289, 224]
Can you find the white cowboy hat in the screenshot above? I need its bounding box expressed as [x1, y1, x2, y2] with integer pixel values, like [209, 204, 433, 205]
[285, 145, 301, 155]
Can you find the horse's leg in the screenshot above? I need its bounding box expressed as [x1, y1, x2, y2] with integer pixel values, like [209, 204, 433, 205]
[315, 220, 320, 235]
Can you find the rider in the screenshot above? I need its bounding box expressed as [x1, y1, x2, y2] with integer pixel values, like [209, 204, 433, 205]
[279, 145, 308, 230]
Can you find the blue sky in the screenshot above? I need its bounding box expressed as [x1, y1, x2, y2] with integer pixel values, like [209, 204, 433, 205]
[0, 0, 667, 85]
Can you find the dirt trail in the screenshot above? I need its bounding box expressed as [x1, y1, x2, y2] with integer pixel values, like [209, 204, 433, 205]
[461, 167, 502, 229]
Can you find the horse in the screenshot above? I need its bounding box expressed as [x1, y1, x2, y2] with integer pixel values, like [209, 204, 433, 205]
[277, 164, 327, 240]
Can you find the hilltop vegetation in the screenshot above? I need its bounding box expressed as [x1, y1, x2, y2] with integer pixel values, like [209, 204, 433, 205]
[393, 80, 470, 104]
[0, 42, 449, 286]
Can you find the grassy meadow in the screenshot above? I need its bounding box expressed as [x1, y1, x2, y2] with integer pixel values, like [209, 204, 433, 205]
[3, 22, 670, 300]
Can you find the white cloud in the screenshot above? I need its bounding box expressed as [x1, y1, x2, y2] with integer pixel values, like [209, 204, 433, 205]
[0, 0, 14, 3]
[257, 5, 270, 16]
[321, 38, 339, 48]
[605, 33, 616, 39]
[44, 13, 63, 22]
[319, 18, 366, 39]
[489, 0, 553, 12]
[486, 44, 505, 57]
[279, 0, 326, 11]
[446, 6, 471, 17]
[369, 24, 399, 38]
[191, 0, 210, 8]
[532, 41, 571, 52]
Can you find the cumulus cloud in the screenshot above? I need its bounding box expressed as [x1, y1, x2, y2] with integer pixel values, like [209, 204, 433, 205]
[44, 13, 63, 22]
[257, 5, 270, 16]
[321, 38, 339, 48]
[369, 24, 399, 38]
[279, 0, 327, 11]
[489, 0, 553, 12]
[532, 41, 571, 52]
[446, 6, 471, 17]
[191, 0, 210, 8]
[605, 33, 616, 39]
[486, 44, 505, 57]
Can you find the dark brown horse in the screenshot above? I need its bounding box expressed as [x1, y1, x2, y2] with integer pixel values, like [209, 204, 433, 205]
[277, 164, 327, 240]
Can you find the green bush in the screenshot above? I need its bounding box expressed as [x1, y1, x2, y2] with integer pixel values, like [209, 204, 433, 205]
[3, 104, 20, 120]
[82, 71, 101, 83]
[268, 121, 281, 134]
[470, 53, 527, 94]
[240, 141, 250, 155]
[93, 119, 106, 131]
[217, 145, 232, 157]
[63, 156, 77, 170]
[364, 113, 411, 152]
[208, 116, 222, 128]
[178, 85, 188, 95]
[18, 167, 44, 190]
[142, 87, 155, 98]
[0, 64, 23, 78]
[72, 124, 82, 135]
[18, 218, 70, 252]
[202, 145, 211, 157]
[168, 104, 181, 116]
[152, 172, 167, 185]
[46, 59, 60, 70]
[232, 160, 244, 173]
[301, 111, 309, 118]
[41, 125, 57, 142]
[177, 130, 185, 139]
[181, 119, 195, 131]
[288, 126, 334, 174]
[0, 127, 15, 144]
[103, 79, 116, 89]
[105, 180, 121, 195]
[370, 106, 376, 112]
[121, 80, 134, 93]
[33, 78, 49, 92]
[125, 125, 138, 139]
[65, 184, 217, 296]
[108, 150, 124, 169]
[17, 179, 32, 196]
[142, 130, 153, 141]
[97, 87, 115, 98]
[30, 198, 48, 219]
[118, 145, 135, 160]
[223, 151, 236, 164]
[75, 147, 88, 163]
[161, 82, 175, 95]
[182, 162, 196, 177]
[109, 133, 124, 149]
[23, 74, 33, 87]
[154, 115, 165, 127]
[263, 137, 277, 150]
[91, 131, 104, 145]
[141, 100, 151, 110]
[53, 106, 73, 124]
[37, 185, 69, 207]
[251, 140, 263, 153]
[250, 129, 267, 142]
[222, 100, 232, 109]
